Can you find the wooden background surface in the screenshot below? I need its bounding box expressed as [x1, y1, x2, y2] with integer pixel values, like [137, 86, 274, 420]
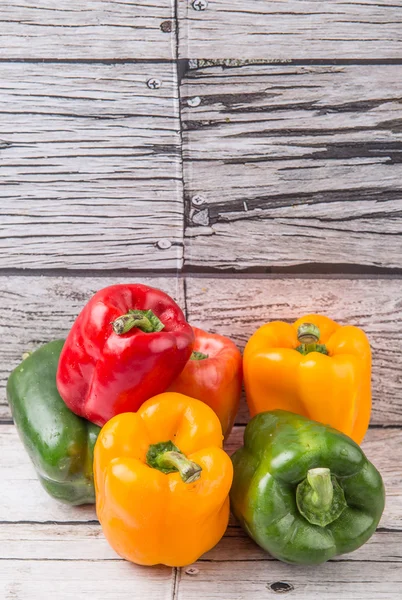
[1, 2, 402, 599]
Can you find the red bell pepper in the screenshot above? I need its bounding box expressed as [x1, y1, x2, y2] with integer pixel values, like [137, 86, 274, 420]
[168, 327, 242, 439]
[56, 284, 194, 426]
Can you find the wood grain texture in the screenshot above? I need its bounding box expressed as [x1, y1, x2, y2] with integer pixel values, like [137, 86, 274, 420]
[1, 424, 96, 522]
[0, 523, 116, 560]
[2, 275, 402, 425]
[177, 561, 402, 600]
[0, 1, 175, 59]
[0, 62, 183, 270]
[186, 277, 402, 425]
[205, 526, 402, 563]
[178, 3, 402, 59]
[0, 560, 173, 600]
[1, 424, 400, 529]
[0, 276, 184, 421]
[182, 64, 402, 271]
[2, 522, 400, 563]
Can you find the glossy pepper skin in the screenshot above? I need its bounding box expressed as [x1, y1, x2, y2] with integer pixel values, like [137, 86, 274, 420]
[168, 327, 242, 439]
[231, 410, 385, 565]
[7, 340, 100, 505]
[244, 314, 371, 443]
[56, 284, 194, 426]
[94, 392, 233, 567]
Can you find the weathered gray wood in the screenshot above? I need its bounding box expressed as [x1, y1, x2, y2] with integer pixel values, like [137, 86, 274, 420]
[0, 276, 184, 421]
[177, 560, 402, 599]
[0, 62, 183, 270]
[186, 277, 402, 425]
[0, 1, 175, 59]
[1, 424, 400, 529]
[0, 524, 399, 600]
[0, 523, 114, 560]
[205, 526, 402, 564]
[2, 521, 400, 563]
[182, 64, 402, 271]
[2, 275, 402, 425]
[179, 4, 402, 59]
[0, 560, 173, 600]
[0, 424, 96, 522]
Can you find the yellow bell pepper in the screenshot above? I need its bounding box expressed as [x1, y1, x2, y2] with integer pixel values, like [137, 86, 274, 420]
[243, 314, 371, 444]
[94, 392, 233, 567]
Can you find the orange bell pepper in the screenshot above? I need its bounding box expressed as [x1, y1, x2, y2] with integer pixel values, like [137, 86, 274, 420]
[94, 392, 233, 567]
[243, 314, 371, 444]
[168, 327, 243, 439]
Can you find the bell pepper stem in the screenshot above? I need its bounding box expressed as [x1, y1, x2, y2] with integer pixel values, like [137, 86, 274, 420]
[111, 309, 165, 335]
[297, 323, 320, 344]
[296, 467, 347, 527]
[306, 468, 333, 509]
[146, 441, 202, 484]
[191, 351, 209, 360]
[157, 451, 202, 483]
[295, 323, 328, 356]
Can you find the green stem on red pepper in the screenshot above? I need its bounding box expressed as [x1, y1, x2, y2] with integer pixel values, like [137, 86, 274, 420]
[111, 309, 165, 335]
[191, 351, 209, 361]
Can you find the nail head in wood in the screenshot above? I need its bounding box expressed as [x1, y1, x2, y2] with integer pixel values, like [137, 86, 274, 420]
[187, 96, 202, 108]
[147, 78, 161, 89]
[157, 239, 172, 250]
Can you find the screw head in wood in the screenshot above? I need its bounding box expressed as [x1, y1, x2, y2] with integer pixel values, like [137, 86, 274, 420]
[147, 78, 161, 89]
[191, 195, 205, 206]
[185, 567, 199, 576]
[192, 0, 208, 10]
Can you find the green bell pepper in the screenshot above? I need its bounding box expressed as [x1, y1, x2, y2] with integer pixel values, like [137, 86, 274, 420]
[7, 340, 100, 505]
[230, 410, 385, 565]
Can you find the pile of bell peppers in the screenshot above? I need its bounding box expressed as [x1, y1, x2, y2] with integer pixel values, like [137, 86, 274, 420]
[7, 283, 385, 567]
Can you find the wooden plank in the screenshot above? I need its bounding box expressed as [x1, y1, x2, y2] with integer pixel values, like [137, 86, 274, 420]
[2, 531, 397, 600]
[1, 424, 398, 596]
[205, 526, 402, 563]
[0, 523, 114, 561]
[177, 561, 402, 599]
[0, 62, 183, 270]
[181, 64, 402, 271]
[1, 424, 400, 529]
[178, 5, 402, 59]
[0, 1, 175, 60]
[0, 276, 185, 421]
[0, 424, 96, 522]
[1, 522, 400, 563]
[0, 560, 173, 600]
[2, 275, 401, 425]
[185, 277, 402, 425]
